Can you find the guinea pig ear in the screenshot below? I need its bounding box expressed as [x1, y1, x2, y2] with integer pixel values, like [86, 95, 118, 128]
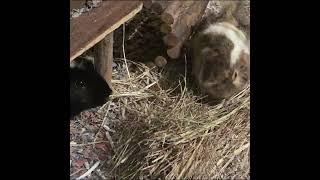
[76, 59, 95, 72]
[70, 60, 77, 68]
[239, 50, 249, 66]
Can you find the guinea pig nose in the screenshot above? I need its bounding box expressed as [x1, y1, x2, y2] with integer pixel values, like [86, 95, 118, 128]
[212, 49, 219, 57]
[232, 71, 238, 81]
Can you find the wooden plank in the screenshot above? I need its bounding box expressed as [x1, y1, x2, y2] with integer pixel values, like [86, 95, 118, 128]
[70, 1, 143, 61]
[70, 0, 86, 11]
[93, 32, 114, 88]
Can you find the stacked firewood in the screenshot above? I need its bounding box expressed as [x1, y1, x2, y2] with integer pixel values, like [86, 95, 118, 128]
[112, 1, 208, 68]
[143, 0, 209, 66]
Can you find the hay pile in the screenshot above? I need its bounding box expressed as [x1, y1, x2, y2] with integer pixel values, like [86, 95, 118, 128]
[105, 58, 250, 179]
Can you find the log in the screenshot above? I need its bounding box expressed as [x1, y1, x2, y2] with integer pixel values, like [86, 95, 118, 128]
[161, 1, 209, 59]
[154, 56, 167, 67]
[160, 23, 172, 34]
[167, 41, 183, 59]
[70, 0, 86, 11]
[160, 1, 182, 25]
[162, 33, 179, 47]
[150, 0, 171, 14]
[143, 0, 153, 9]
[145, 61, 157, 69]
[93, 32, 113, 87]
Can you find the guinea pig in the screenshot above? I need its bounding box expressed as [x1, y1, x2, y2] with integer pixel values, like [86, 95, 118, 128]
[70, 57, 112, 118]
[191, 21, 250, 102]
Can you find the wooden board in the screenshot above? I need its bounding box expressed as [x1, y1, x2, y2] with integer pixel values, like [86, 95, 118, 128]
[93, 33, 114, 87]
[70, 1, 143, 61]
[70, 0, 86, 11]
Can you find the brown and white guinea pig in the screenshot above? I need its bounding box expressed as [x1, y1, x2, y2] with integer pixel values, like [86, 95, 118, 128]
[191, 21, 250, 102]
[70, 57, 112, 118]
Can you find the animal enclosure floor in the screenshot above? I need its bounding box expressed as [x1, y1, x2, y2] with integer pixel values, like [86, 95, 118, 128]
[70, 60, 128, 180]
[70, 58, 250, 179]
[70, 5, 250, 180]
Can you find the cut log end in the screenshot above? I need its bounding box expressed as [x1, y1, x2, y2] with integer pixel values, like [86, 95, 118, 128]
[163, 34, 180, 47]
[143, 0, 153, 9]
[160, 23, 172, 34]
[161, 13, 174, 25]
[167, 42, 182, 59]
[151, 3, 163, 14]
[145, 61, 157, 69]
[154, 56, 167, 67]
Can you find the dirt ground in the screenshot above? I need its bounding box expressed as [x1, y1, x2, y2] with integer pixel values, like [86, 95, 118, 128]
[70, 58, 249, 179]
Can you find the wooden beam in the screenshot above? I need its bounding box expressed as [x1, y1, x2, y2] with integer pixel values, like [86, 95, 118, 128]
[70, 1, 143, 61]
[70, 0, 85, 11]
[93, 32, 114, 88]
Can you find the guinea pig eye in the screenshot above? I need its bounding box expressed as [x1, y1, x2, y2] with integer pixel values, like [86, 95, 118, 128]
[75, 80, 86, 88]
[213, 48, 220, 55]
[211, 49, 220, 57]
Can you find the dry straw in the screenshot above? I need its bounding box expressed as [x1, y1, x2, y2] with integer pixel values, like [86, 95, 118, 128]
[107, 58, 250, 179]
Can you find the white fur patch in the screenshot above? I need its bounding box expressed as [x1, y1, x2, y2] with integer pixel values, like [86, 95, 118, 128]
[201, 47, 211, 54]
[203, 22, 249, 67]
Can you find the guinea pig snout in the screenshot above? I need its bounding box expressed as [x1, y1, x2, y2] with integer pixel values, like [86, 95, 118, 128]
[232, 72, 241, 87]
[232, 70, 248, 88]
[201, 47, 219, 58]
[202, 81, 218, 89]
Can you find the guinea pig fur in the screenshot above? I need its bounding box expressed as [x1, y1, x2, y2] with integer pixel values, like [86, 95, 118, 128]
[191, 21, 250, 101]
[70, 57, 112, 118]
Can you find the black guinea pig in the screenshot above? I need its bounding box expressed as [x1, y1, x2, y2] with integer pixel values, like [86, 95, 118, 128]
[70, 57, 112, 118]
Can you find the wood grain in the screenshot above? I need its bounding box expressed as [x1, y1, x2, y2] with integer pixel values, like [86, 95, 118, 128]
[93, 33, 113, 87]
[70, 1, 143, 61]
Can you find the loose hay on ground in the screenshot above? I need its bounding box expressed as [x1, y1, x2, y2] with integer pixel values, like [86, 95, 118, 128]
[104, 58, 250, 179]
